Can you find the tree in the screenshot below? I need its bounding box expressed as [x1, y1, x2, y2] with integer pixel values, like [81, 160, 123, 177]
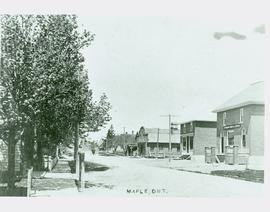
[30, 15, 95, 167]
[0, 15, 39, 188]
[80, 93, 112, 137]
[0, 15, 111, 189]
[105, 125, 115, 151]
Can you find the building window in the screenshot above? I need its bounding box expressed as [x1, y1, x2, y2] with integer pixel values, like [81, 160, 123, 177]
[183, 124, 186, 133]
[190, 136, 193, 150]
[220, 136, 224, 153]
[227, 131, 234, 146]
[183, 137, 186, 151]
[186, 136, 190, 153]
[240, 108, 244, 123]
[228, 138, 234, 146]
[190, 122, 193, 131]
[223, 112, 226, 126]
[241, 129, 246, 148]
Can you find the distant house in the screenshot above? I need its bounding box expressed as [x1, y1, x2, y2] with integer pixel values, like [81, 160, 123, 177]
[124, 133, 137, 156]
[180, 120, 217, 161]
[212, 81, 264, 168]
[135, 127, 180, 157]
[111, 133, 136, 156]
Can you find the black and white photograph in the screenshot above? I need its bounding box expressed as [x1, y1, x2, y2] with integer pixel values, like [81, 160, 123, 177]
[0, 1, 269, 209]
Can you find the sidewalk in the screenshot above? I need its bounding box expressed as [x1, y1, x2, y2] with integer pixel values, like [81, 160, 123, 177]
[130, 157, 263, 183]
[169, 160, 247, 174]
[32, 159, 77, 197]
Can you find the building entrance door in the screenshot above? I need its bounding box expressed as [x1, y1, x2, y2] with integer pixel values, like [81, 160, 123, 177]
[181, 136, 193, 155]
[187, 136, 190, 153]
[228, 131, 234, 146]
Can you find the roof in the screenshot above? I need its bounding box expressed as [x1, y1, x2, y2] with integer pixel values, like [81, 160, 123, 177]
[113, 134, 136, 145]
[212, 81, 264, 113]
[139, 127, 180, 144]
[180, 120, 216, 125]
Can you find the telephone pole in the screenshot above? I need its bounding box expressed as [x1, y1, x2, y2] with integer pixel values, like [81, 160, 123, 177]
[160, 114, 179, 162]
[123, 127, 127, 155]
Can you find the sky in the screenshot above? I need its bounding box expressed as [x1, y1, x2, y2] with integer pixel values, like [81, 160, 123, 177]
[77, 17, 266, 141]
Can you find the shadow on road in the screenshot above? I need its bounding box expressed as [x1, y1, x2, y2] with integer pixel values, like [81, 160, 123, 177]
[68, 160, 110, 173]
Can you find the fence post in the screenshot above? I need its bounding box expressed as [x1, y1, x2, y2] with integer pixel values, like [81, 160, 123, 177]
[48, 156, 52, 171]
[78, 152, 85, 192]
[43, 155, 47, 170]
[27, 167, 33, 197]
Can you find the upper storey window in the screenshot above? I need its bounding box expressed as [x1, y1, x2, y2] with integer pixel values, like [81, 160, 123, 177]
[223, 112, 226, 126]
[240, 108, 244, 123]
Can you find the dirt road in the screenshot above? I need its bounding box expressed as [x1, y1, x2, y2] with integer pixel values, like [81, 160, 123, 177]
[35, 154, 264, 197]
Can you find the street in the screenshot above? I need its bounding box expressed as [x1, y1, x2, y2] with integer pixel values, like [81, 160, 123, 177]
[34, 153, 264, 197]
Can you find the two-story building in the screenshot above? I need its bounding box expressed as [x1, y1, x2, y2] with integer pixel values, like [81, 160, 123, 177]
[212, 81, 264, 169]
[180, 120, 217, 162]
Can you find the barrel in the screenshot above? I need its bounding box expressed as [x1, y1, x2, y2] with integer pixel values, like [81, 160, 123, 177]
[225, 146, 234, 164]
[205, 147, 211, 163]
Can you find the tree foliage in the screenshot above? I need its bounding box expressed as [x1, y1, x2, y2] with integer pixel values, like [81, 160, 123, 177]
[104, 124, 115, 149]
[0, 15, 111, 184]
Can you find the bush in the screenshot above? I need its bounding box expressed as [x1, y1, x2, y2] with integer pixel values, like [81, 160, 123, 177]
[0, 171, 22, 183]
[0, 186, 27, 196]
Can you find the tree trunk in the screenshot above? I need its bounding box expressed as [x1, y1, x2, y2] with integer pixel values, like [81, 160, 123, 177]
[74, 122, 79, 160]
[22, 123, 34, 169]
[7, 126, 16, 189]
[74, 122, 80, 180]
[36, 137, 43, 170]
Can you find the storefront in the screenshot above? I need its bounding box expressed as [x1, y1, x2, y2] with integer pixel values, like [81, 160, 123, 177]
[180, 120, 216, 159]
[213, 82, 264, 168]
[181, 134, 194, 154]
[135, 127, 180, 157]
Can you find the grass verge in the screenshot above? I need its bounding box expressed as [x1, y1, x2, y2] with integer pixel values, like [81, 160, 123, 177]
[210, 169, 264, 183]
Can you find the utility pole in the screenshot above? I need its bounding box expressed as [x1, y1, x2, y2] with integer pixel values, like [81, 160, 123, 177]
[168, 115, 171, 162]
[157, 128, 159, 151]
[123, 127, 127, 155]
[171, 122, 181, 156]
[160, 114, 179, 162]
[105, 138, 107, 152]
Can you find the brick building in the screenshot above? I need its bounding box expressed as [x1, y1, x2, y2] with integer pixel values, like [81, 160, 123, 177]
[135, 127, 180, 157]
[212, 81, 264, 168]
[180, 120, 217, 162]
